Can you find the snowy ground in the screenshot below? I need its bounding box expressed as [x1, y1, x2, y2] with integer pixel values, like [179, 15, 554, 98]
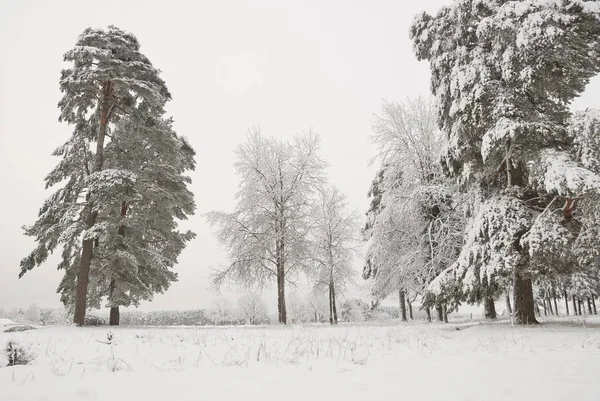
[1, 317, 600, 401]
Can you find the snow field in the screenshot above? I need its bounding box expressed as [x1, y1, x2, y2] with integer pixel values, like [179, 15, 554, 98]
[1, 318, 600, 400]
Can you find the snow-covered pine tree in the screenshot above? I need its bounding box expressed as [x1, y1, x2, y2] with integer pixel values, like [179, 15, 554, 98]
[207, 128, 326, 324]
[310, 185, 360, 325]
[20, 26, 181, 325]
[411, 0, 600, 324]
[82, 117, 196, 325]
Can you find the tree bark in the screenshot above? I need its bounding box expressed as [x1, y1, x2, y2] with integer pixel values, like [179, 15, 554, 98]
[542, 299, 547, 316]
[484, 297, 497, 319]
[587, 298, 593, 315]
[436, 305, 444, 322]
[442, 304, 448, 323]
[553, 292, 559, 316]
[547, 297, 554, 315]
[275, 217, 287, 324]
[513, 273, 538, 324]
[107, 201, 128, 327]
[276, 264, 286, 324]
[408, 300, 414, 320]
[564, 290, 569, 316]
[592, 295, 597, 315]
[331, 282, 338, 325]
[577, 298, 582, 316]
[572, 295, 578, 316]
[73, 81, 112, 327]
[505, 292, 512, 316]
[399, 290, 407, 322]
[109, 306, 120, 326]
[328, 279, 338, 325]
[425, 307, 431, 322]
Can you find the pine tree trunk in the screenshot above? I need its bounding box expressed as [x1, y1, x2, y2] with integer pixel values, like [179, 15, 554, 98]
[484, 297, 497, 319]
[572, 295, 578, 316]
[564, 290, 569, 316]
[436, 305, 444, 322]
[109, 306, 120, 326]
[425, 307, 431, 322]
[592, 295, 597, 315]
[553, 292, 559, 316]
[399, 290, 407, 322]
[505, 292, 512, 315]
[547, 297, 554, 315]
[587, 298, 593, 315]
[408, 301, 414, 320]
[106, 201, 127, 327]
[542, 299, 547, 316]
[442, 304, 448, 323]
[513, 273, 538, 324]
[73, 81, 112, 327]
[577, 298, 582, 316]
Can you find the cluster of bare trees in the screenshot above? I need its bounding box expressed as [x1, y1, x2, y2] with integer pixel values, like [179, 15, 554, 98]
[207, 129, 360, 325]
[363, 98, 466, 321]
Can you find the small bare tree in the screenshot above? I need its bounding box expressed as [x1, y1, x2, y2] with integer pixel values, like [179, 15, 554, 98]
[311, 186, 360, 325]
[236, 293, 268, 325]
[305, 291, 329, 323]
[207, 297, 234, 325]
[207, 128, 326, 324]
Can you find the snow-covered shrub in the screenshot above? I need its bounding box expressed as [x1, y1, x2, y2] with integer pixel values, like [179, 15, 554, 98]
[3, 340, 35, 366]
[4, 325, 37, 333]
[39, 308, 69, 326]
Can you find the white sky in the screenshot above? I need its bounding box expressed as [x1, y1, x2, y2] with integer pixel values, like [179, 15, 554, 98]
[1, 0, 599, 313]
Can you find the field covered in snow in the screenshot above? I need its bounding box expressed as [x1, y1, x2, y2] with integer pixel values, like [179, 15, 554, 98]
[1, 317, 600, 401]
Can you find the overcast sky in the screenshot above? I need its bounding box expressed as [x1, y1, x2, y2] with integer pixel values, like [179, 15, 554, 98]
[1, 0, 599, 313]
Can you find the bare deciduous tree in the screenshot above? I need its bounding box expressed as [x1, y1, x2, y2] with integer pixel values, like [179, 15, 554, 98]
[364, 98, 465, 317]
[236, 293, 268, 325]
[311, 186, 360, 325]
[207, 128, 326, 324]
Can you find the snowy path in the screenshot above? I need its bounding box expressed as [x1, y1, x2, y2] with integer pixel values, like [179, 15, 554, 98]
[1, 318, 599, 401]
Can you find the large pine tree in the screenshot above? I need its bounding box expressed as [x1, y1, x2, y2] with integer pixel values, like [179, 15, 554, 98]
[20, 26, 193, 325]
[411, 0, 600, 323]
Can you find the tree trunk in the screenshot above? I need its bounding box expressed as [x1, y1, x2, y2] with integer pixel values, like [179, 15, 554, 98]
[577, 298, 582, 316]
[572, 295, 578, 316]
[425, 307, 431, 322]
[328, 285, 333, 325]
[399, 290, 407, 322]
[592, 295, 597, 315]
[331, 282, 338, 325]
[553, 293, 559, 316]
[587, 298, 593, 315]
[109, 306, 120, 326]
[563, 290, 569, 316]
[505, 292, 512, 316]
[442, 304, 448, 323]
[542, 299, 547, 316]
[513, 273, 538, 324]
[73, 81, 112, 327]
[484, 297, 497, 319]
[408, 301, 414, 320]
[547, 297, 554, 315]
[276, 265, 286, 324]
[106, 201, 128, 327]
[73, 225, 94, 326]
[436, 305, 443, 322]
